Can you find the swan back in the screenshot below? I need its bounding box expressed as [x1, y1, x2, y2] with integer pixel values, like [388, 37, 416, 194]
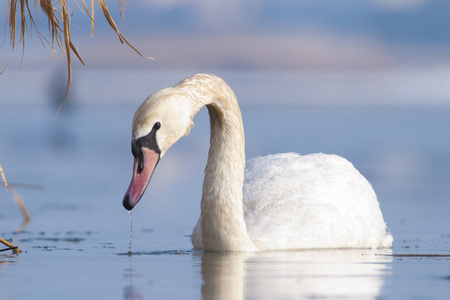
[243, 153, 393, 249]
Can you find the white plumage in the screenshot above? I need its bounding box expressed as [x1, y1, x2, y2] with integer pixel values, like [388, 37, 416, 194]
[125, 73, 393, 252]
[243, 153, 392, 249]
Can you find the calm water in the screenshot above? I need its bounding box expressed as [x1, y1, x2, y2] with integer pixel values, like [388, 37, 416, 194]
[1, 69, 450, 299]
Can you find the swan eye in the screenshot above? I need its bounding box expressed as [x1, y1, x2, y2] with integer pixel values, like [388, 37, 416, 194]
[153, 122, 161, 130]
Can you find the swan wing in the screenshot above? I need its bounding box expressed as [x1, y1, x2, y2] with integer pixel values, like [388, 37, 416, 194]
[243, 153, 392, 250]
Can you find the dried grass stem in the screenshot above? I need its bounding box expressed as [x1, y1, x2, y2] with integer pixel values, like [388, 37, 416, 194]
[3, 0, 151, 111]
[0, 164, 9, 191]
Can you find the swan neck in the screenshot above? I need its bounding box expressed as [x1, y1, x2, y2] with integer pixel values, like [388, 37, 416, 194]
[178, 74, 255, 251]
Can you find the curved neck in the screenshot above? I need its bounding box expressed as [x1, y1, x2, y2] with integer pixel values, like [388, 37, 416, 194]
[176, 74, 255, 251]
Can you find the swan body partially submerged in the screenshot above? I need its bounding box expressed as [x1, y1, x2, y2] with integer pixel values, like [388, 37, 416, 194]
[123, 73, 393, 252]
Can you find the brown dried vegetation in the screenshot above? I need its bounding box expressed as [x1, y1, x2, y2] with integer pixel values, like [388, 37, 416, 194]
[1, 1, 150, 254]
[0, 164, 22, 254]
[3, 0, 151, 111]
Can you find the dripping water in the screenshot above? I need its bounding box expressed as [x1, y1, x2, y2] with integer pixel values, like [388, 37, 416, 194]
[128, 211, 133, 250]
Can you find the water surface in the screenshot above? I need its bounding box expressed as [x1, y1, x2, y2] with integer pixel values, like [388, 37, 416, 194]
[1, 69, 450, 299]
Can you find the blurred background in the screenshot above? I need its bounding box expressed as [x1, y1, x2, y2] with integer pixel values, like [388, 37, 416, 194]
[1, 0, 450, 235]
[2, 0, 450, 106]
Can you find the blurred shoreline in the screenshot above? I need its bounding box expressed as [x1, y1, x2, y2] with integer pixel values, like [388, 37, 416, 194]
[2, 66, 450, 108]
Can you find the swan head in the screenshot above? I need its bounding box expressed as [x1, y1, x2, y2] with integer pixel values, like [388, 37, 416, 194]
[123, 88, 195, 210]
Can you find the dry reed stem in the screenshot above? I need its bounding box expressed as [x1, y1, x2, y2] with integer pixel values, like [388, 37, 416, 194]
[91, 0, 95, 37]
[0, 164, 9, 192]
[4, 0, 152, 111]
[0, 237, 21, 254]
[12, 189, 30, 231]
[97, 0, 152, 60]
[0, 237, 15, 248]
[0, 165, 23, 254]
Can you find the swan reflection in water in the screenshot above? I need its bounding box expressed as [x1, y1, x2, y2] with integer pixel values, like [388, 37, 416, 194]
[122, 249, 392, 299]
[198, 249, 392, 299]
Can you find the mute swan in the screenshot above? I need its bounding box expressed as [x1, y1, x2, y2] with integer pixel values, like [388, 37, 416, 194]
[123, 73, 393, 252]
